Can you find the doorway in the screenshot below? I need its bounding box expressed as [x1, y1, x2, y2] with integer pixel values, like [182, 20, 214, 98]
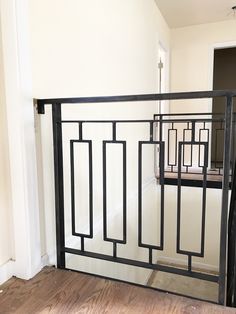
[211, 47, 236, 168]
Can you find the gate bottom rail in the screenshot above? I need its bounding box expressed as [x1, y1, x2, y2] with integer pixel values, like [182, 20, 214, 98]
[64, 247, 218, 283]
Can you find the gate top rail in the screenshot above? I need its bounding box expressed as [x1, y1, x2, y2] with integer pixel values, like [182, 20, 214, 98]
[36, 89, 236, 114]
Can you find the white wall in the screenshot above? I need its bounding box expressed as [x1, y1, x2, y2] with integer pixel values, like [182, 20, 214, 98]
[170, 19, 236, 113]
[30, 0, 169, 98]
[30, 0, 170, 283]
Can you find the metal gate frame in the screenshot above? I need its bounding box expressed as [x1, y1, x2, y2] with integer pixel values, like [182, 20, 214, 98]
[37, 90, 236, 305]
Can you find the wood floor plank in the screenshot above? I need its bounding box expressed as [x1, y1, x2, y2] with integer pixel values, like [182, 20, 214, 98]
[0, 267, 235, 314]
[0, 267, 74, 313]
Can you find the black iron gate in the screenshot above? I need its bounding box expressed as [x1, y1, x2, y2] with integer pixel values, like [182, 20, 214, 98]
[37, 90, 236, 306]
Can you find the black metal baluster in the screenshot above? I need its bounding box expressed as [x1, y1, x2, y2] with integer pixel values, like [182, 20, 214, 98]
[52, 103, 65, 268]
[219, 96, 233, 305]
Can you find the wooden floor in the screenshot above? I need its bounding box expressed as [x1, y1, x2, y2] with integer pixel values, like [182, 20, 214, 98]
[0, 267, 235, 314]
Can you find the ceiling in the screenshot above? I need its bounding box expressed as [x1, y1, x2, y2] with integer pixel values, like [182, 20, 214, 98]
[155, 0, 236, 28]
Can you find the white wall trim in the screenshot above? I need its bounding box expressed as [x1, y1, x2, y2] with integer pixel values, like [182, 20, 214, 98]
[158, 39, 170, 114]
[0, 261, 15, 285]
[0, 0, 42, 282]
[41, 254, 51, 268]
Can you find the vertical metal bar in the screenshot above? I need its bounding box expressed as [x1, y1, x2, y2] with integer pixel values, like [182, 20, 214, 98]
[233, 261, 236, 307]
[113, 242, 117, 258]
[200, 144, 208, 256]
[160, 142, 165, 248]
[188, 255, 192, 272]
[103, 142, 107, 240]
[231, 115, 236, 177]
[174, 125, 177, 168]
[123, 142, 127, 243]
[79, 122, 83, 140]
[159, 115, 163, 142]
[176, 142, 182, 253]
[70, 141, 75, 235]
[81, 237, 84, 252]
[213, 121, 217, 169]
[192, 121, 196, 142]
[153, 119, 158, 177]
[190, 121, 195, 170]
[113, 122, 116, 141]
[215, 129, 219, 168]
[150, 122, 154, 142]
[149, 248, 153, 264]
[52, 103, 65, 268]
[88, 141, 93, 238]
[227, 160, 236, 306]
[138, 142, 142, 246]
[198, 128, 202, 170]
[219, 96, 233, 305]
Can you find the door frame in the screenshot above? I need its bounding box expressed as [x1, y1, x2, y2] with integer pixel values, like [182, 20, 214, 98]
[209, 41, 236, 107]
[0, 0, 42, 281]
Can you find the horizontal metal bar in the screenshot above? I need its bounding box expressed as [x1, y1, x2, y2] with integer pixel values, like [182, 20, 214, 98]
[61, 120, 155, 124]
[156, 113, 236, 118]
[64, 247, 219, 283]
[163, 178, 223, 189]
[159, 118, 225, 123]
[60, 118, 225, 124]
[155, 112, 225, 117]
[36, 90, 236, 113]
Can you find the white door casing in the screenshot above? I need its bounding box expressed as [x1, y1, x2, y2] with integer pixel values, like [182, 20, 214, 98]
[0, 0, 42, 280]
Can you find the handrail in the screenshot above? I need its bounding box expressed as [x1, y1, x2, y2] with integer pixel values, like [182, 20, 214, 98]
[36, 89, 236, 114]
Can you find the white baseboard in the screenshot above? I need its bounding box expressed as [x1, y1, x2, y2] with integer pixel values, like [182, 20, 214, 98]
[0, 256, 53, 286]
[41, 254, 51, 268]
[0, 260, 15, 285]
[157, 256, 218, 273]
[41, 252, 58, 268]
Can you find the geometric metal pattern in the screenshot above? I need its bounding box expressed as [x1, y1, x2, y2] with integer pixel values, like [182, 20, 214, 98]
[177, 142, 208, 272]
[37, 90, 236, 306]
[138, 141, 165, 264]
[70, 140, 93, 251]
[103, 140, 127, 258]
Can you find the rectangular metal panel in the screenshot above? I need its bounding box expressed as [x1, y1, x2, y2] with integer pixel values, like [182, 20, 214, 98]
[138, 141, 165, 251]
[177, 141, 208, 258]
[103, 141, 127, 245]
[70, 140, 93, 239]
